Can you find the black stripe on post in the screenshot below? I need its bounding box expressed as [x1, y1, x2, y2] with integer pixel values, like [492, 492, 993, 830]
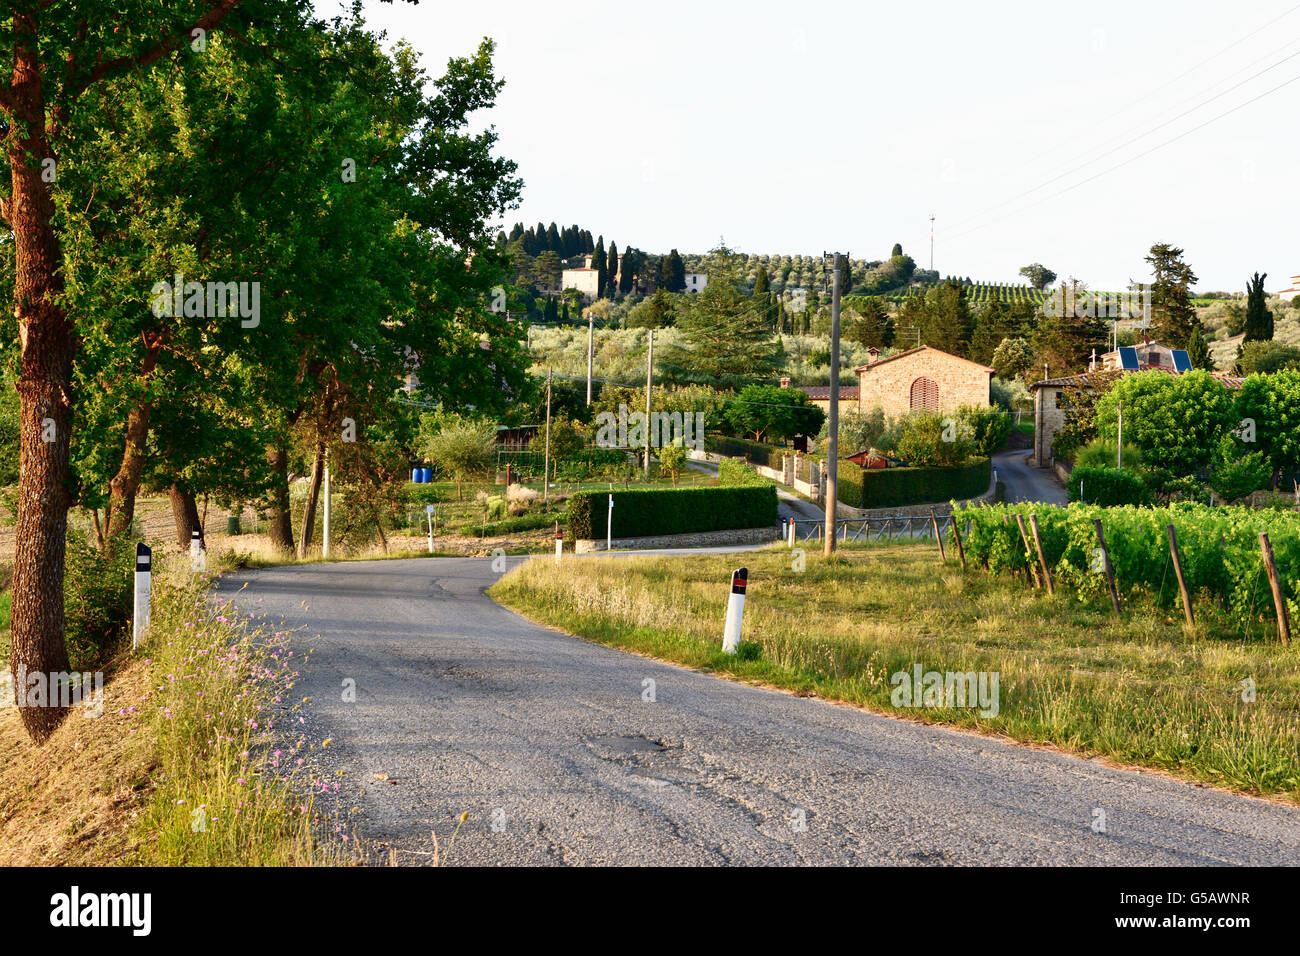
[136, 542, 151, 571]
[731, 567, 748, 595]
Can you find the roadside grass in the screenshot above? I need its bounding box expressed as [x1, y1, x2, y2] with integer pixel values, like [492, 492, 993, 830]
[0, 550, 339, 865]
[490, 542, 1300, 801]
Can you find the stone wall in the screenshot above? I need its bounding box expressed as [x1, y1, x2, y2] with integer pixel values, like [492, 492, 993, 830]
[575, 525, 780, 553]
[857, 347, 992, 418]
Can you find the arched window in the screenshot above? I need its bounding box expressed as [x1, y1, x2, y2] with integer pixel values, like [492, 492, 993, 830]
[910, 377, 939, 412]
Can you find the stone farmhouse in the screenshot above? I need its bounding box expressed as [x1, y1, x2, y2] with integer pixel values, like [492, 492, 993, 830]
[853, 346, 994, 417]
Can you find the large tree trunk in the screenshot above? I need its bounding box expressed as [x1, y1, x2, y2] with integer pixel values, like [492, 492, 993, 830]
[297, 439, 326, 558]
[266, 445, 295, 554]
[104, 347, 160, 542]
[168, 484, 202, 548]
[7, 12, 74, 742]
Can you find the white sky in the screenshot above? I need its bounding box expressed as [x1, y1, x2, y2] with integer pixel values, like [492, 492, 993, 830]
[317, 0, 1300, 292]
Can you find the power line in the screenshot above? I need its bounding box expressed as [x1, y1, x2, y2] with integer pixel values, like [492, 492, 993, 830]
[944, 68, 1300, 246]
[947, 44, 1300, 234]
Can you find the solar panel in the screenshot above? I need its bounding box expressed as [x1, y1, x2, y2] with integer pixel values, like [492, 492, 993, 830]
[1171, 349, 1192, 373]
[1118, 346, 1140, 371]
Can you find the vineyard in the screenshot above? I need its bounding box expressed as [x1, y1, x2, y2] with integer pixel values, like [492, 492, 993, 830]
[963, 282, 1047, 307]
[950, 502, 1298, 636]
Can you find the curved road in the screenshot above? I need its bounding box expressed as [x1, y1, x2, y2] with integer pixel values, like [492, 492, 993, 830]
[219, 556, 1300, 866]
[993, 450, 1068, 505]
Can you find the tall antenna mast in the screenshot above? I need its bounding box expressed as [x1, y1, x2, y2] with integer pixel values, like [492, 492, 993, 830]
[929, 213, 936, 273]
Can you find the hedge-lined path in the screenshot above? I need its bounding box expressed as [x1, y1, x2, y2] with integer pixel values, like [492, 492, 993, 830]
[684, 458, 825, 525]
[217, 555, 1300, 866]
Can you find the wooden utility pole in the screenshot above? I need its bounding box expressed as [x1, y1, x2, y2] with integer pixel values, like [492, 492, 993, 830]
[586, 309, 595, 406]
[644, 329, 654, 477]
[823, 252, 846, 556]
[543, 368, 553, 506]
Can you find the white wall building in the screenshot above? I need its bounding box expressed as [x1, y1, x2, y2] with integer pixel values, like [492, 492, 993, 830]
[685, 272, 708, 293]
[561, 267, 601, 301]
[1275, 274, 1300, 302]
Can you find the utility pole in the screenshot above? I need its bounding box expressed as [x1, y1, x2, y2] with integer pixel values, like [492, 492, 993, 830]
[824, 252, 845, 555]
[644, 329, 654, 477]
[586, 308, 595, 406]
[543, 368, 553, 506]
[1117, 400, 1123, 470]
[929, 214, 935, 273]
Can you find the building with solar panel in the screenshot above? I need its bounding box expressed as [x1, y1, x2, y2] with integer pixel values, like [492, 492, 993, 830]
[1029, 341, 1241, 468]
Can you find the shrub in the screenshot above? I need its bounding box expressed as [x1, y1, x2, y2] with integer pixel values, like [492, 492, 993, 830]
[956, 405, 1012, 457]
[657, 444, 687, 485]
[1068, 466, 1151, 506]
[1074, 440, 1144, 472]
[717, 458, 768, 486]
[64, 533, 134, 669]
[705, 435, 786, 468]
[895, 412, 975, 466]
[506, 483, 540, 515]
[567, 486, 778, 539]
[837, 458, 990, 509]
[1209, 451, 1272, 502]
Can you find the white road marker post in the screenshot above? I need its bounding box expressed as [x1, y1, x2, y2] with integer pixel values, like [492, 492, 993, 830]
[555, 521, 563, 565]
[788, 518, 796, 548]
[606, 494, 613, 553]
[189, 529, 205, 572]
[722, 567, 748, 655]
[132, 543, 151, 649]
[426, 504, 435, 553]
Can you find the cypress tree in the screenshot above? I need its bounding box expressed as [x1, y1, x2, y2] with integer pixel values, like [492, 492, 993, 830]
[607, 241, 619, 297]
[1243, 271, 1274, 342]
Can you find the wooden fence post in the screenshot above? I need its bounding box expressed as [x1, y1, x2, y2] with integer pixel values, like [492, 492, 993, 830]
[1167, 524, 1194, 629]
[1028, 514, 1053, 596]
[1094, 518, 1122, 617]
[930, 508, 946, 562]
[1259, 532, 1292, 644]
[950, 515, 967, 571]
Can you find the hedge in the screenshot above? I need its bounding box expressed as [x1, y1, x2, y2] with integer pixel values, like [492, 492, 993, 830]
[717, 458, 770, 487]
[1068, 466, 1152, 506]
[836, 457, 991, 509]
[567, 485, 778, 539]
[705, 435, 787, 469]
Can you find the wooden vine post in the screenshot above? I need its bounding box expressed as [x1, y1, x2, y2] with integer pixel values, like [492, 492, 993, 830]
[1014, 514, 1041, 589]
[1259, 532, 1292, 645]
[950, 516, 968, 571]
[1166, 524, 1194, 629]
[1094, 518, 1122, 617]
[1028, 514, 1053, 596]
[929, 508, 946, 562]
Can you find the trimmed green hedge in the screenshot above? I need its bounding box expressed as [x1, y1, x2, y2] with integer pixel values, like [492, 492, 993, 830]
[706, 435, 787, 469]
[717, 458, 770, 486]
[567, 485, 778, 539]
[1068, 466, 1152, 506]
[837, 457, 991, 509]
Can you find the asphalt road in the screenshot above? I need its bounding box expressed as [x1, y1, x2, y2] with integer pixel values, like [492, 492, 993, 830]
[217, 556, 1300, 866]
[993, 450, 1069, 505]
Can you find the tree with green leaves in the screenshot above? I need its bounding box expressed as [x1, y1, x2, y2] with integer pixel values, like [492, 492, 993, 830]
[968, 287, 1013, 366]
[591, 236, 606, 296]
[753, 266, 769, 295]
[1186, 324, 1213, 370]
[1146, 243, 1199, 348]
[917, 280, 973, 354]
[1243, 271, 1274, 342]
[661, 246, 782, 386]
[1036, 279, 1107, 375]
[846, 297, 893, 349]
[606, 241, 619, 298]
[723, 384, 824, 444]
[659, 248, 685, 293]
[1018, 263, 1057, 291]
[991, 337, 1035, 381]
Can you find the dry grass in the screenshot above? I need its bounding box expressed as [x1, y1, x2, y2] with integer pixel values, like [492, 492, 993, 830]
[0, 656, 153, 865]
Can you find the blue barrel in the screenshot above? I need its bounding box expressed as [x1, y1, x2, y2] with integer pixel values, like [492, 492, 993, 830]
[411, 468, 421, 484]
[420, 467, 433, 483]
